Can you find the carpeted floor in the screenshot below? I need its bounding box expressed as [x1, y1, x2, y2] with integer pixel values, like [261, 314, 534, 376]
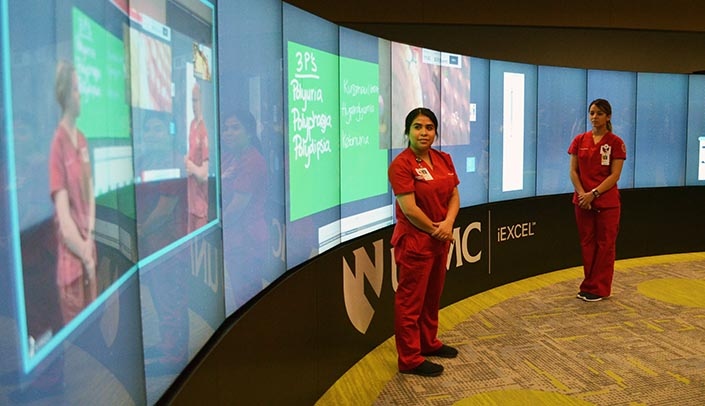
[316, 252, 705, 406]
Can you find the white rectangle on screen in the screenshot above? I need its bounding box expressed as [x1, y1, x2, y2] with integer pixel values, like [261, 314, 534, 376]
[699, 136, 705, 180]
[502, 72, 524, 192]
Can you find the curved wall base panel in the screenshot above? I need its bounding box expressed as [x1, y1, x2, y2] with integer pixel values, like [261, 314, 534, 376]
[164, 187, 705, 405]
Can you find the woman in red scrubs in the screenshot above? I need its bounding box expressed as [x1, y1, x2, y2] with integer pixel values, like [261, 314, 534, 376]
[388, 108, 460, 377]
[49, 61, 97, 324]
[568, 99, 626, 302]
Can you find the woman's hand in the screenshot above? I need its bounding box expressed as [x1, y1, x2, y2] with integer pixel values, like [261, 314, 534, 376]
[577, 191, 594, 210]
[431, 219, 454, 241]
[81, 240, 96, 282]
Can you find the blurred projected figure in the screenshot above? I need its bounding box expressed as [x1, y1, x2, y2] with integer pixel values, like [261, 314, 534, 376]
[221, 110, 268, 309]
[184, 82, 209, 232]
[136, 111, 178, 176]
[135, 111, 185, 257]
[49, 60, 97, 326]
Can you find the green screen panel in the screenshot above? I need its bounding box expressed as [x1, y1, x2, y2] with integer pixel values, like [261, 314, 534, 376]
[73, 7, 130, 139]
[287, 41, 340, 221]
[340, 56, 387, 203]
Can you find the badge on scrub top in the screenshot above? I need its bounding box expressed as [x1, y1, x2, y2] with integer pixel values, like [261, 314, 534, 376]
[415, 167, 434, 181]
[600, 144, 611, 166]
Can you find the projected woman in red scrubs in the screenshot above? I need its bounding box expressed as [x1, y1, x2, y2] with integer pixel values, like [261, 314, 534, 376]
[220, 110, 268, 308]
[388, 107, 460, 377]
[48, 61, 97, 325]
[185, 82, 209, 232]
[568, 99, 626, 302]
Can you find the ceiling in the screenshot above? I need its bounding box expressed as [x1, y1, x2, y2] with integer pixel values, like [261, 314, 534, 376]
[283, 0, 705, 73]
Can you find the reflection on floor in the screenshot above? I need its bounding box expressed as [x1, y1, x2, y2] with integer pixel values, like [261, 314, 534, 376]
[317, 252, 705, 406]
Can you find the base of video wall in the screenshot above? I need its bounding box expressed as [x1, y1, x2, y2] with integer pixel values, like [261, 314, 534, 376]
[164, 186, 705, 405]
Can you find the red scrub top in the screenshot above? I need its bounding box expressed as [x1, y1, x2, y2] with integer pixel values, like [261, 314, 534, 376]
[187, 118, 209, 218]
[568, 131, 627, 209]
[388, 148, 459, 256]
[49, 125, 92, 286]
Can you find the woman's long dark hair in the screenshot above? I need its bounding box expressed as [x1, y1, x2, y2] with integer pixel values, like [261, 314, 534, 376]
[225, 109, 262, 153]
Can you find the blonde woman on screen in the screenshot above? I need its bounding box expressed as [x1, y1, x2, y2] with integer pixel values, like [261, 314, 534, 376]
[48, 60, 96, 324]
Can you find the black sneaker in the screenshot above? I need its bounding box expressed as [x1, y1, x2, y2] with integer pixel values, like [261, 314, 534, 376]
[579, 292, 603, 302]
[400, 360, 444, 377]
[422, 344, 458, 358]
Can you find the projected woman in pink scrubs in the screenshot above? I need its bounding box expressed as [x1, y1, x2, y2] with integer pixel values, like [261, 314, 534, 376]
[184, 82, 209, 232]
[48, 61, 97, 325]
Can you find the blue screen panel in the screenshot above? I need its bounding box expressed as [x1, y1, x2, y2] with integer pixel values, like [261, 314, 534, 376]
[537, 65, 587, 196]
[587, 70, 636, 189]
[634, 73, 687, 187]
[686, 75, 705, 186]
[442, 57, 489, 207]
[218, 0, 286, 315]
[488, 60, 537, 202]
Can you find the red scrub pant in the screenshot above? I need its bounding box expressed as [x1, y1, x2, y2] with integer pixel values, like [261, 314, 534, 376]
[188, 213, 207, 233]
[575, 205, 620, 297]
[394, 238, 449, 370]
[59, 272, 97, 325]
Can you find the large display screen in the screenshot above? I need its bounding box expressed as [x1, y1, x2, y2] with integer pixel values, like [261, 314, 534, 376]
[488, 60, 538, 202]
[217, 0, 286, 314]
[686, 75, 705, 186]
[449, 57, 490, 207]
[586, 69, 637, 189]
[282, 4, 341, 268]
[1, 0, 703, 404]
[634, 73, 688, 187]
[536, 66, 587, 196]
[338, 27, 393, 242]
[1, 0, 222, 404]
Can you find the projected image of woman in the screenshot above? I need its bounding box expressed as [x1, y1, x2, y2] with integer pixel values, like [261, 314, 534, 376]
[568, 98, 626, 302]
[388, 107, 460, 377]
[221, 110, 268, 309]
[48, 60, 97, 325]
[185, 82, 209, 232]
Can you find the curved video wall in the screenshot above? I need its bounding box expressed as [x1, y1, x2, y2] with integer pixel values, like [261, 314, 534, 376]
[1, 0, 704, 405]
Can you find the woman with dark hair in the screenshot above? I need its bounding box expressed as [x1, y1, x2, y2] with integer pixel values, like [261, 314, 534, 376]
[568, 98, 626, 302]
[220, 110, 268, 308]
[388, 107, 460, 377]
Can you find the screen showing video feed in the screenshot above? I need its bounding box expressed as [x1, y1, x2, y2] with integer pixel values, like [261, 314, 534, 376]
[217, 0, 286, 315]
[488, 60, 537, 202]
[131, 0, 220, 261]
[3, 2, 143, 404]
[6, 0, 138, 377]
[634, 72, 688, 187]
[128, 0, 223, 403]
[686, 74, 705, 186]
[2, 0, 222, 404]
